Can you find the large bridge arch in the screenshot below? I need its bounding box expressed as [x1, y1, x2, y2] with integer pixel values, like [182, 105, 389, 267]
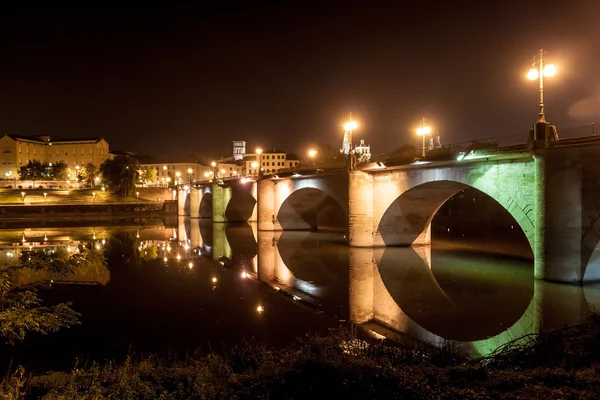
[258, 173, 349, 231]
[370, 159, 536, 249]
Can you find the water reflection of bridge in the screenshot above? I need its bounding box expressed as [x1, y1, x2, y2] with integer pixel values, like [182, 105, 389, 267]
[190, 219, 600, 357]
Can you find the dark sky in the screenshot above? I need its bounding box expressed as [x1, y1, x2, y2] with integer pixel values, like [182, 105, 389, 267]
[1, 1, 599, 159]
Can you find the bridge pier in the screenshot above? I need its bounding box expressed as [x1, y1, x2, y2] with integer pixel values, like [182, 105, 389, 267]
[177, 188, 187, 216]
[348, 171, 375, 246]
[190, 187, 201, 218]
[535, 151, 583, 282]
[212, 184, 232, 223]
[258, 180, 276, 231]
[249, 181, 258, 222]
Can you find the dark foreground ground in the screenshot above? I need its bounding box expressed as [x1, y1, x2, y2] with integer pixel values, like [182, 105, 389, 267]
[3, 315, 600, 399]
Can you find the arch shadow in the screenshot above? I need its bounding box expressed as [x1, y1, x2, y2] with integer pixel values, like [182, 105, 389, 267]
[278, 187, 347, 232]
[225, 181, 256, 222]
[378, 180, 532, 253]
[200, 192, 213, 219]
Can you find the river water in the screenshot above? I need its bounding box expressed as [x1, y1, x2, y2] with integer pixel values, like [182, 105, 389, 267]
[1, 217, 599, 372]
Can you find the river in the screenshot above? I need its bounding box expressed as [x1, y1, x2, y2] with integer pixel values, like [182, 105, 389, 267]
[1, 216, 599, 372]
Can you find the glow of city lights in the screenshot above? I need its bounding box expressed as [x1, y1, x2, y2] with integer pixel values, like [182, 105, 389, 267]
[211, 277, 218, 283]
[176, 254, 181, 261]
[211, 161, 217, 167]
[255, 148, 263, 155]
[164, 257, 168, 262]
[308, 149, 317, 158]
[256, 305, 264, 313]
[188, 262, 193, 269]
[241, 271, 248, 279]
[187, 168, 193, 174]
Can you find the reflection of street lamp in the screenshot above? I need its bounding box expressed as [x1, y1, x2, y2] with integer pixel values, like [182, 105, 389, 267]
[43, 192, 47, 202]
[136, 191, 139, 199]
[416, 117, 432, 158]
[527, 48, 556, 123]
[92, 192, 96, 203]
[21, 192, 25, 202]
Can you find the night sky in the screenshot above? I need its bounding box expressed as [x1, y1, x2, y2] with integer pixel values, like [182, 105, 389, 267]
[1, 1, 599, 159]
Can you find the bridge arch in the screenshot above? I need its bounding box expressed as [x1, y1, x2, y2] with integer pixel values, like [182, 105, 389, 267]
[274, 176, 348, 231]
[199, 189, 213, 218]
[372, 161, 535, 250]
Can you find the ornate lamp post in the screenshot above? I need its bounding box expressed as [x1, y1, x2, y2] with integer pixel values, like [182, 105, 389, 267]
[527, 48, 556, 123]
[343, 114, 358, 171]
[416, 117, 432, 158]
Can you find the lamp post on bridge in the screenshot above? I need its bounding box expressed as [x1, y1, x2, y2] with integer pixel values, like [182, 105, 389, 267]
[343, 113, 358, 171]
[527, 49, 558, 148]
[416, 117, 432, 158]
[255, 148, 263, 178]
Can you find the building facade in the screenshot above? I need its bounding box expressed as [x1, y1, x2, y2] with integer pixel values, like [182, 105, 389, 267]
[0, 135, 110, 179]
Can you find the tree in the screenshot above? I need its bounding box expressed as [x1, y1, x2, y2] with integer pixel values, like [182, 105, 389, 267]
[100, 155, 139, 197]
[19, 160, 46, 183]
[81, 162, 99, 186]
[49, 161, 69, 181]
[0, 247, 95, 343]
[140, 167, 157, 185]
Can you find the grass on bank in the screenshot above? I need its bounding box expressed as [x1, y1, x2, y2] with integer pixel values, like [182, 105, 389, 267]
[2, 315, 600, 399]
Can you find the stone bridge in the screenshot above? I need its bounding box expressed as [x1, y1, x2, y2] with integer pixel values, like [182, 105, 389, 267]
[177, 137, 600, 283]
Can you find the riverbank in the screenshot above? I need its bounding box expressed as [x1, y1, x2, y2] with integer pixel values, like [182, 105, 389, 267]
[0, 202, 175, 220]
[3, 315, 599, 399]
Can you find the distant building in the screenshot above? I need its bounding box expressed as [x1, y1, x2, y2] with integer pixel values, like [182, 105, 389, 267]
[256, 149, 299, 175]
[0, 134, 110, 179]
[354, 139, 371, 161]
[233, 141, 246, 161]
[211, 146, 300, 179]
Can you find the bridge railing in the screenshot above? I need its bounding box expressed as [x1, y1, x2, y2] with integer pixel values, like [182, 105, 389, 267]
[556, 122, 597, 140]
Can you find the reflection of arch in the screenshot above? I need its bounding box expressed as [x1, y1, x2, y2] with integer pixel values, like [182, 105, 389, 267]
[378, 180, 533, 250]
[349, 247, 542, 357]
[277, 187, 347, 231]
[200, 191, 213, 219]
[256, 231, 331, 299]
[378, 248, 533, 342]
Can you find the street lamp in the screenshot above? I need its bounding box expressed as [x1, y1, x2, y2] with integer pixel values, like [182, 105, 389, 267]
[175, 171, 181, 184]
[416, 117, 432, 158]
[343, 113, 358, 170]
[527, 48, 556, 123]
[187, 167, 193, 184]
[308, 149, 318, 166]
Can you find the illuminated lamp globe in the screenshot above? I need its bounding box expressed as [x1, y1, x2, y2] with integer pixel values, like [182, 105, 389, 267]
[527, 68, 539, 80]
[543, 64, 556, 77]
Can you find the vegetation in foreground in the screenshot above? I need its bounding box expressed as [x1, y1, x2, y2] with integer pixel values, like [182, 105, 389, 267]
[2, 315, 600, 399]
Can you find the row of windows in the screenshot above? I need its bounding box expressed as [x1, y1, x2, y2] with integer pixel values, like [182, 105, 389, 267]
[261, 161, 297, 167]
[261, 154, 285, 160]
[16, 146, 107, 155]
